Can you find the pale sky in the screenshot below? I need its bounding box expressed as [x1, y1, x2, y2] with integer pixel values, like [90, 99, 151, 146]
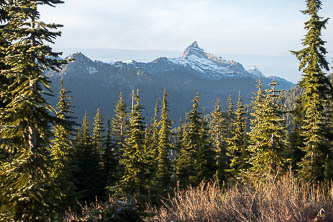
[40, 0, 333, 83]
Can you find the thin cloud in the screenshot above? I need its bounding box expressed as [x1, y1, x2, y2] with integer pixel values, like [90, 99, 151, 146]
[39, 0, 333, 82]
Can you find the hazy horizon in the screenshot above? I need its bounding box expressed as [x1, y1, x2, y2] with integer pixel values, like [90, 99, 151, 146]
[56, 45, 333, 84]
[41, 0, 333, 83]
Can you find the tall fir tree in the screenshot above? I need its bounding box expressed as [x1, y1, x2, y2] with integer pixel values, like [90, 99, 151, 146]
[247, 80, 288, 182]
[176, 93, 211, 188]
[327, 71, 333, 180]
[287, 98, 306, 170]
[197, 111, 215, 185]
[50, 79, 76, 212]
[73, 113, 104, 203]
[174, 119, 185, 179]
[152, 90, 173, 200]
[225, 95, 234, 141]
[111, 92, 129, 180]
[145, 98, 160, 169]
[0, 1, 67, 220]
[175, 119, 184, 154]
[176, 94, 201, 188]
[50, 79, 74, 178]
[209, 98, 229, 185]
[93, 108, 105, 167]
[104, 117, 118, 188]
[226, 92, 249, 179]
[151, 98, 160, 157]
[119, 90, 149, 203]
[144, 98, 160, 202]
[291, 0, 333, 181]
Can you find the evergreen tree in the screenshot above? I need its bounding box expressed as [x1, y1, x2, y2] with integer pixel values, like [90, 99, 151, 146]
[286, 99, 306, 170]
[225, 95, 234, 140]
[327, 71, 333, 180]
[145, 98, 160, 169]
[144, 98, 160, 202]
[174, 119, 185, 181]
[226, 92, 249, 179]
[119, 90, 149, 203]
[175, 119, 184, 154]
[112, 92, 129, 178]
[247, 80, 288, 182]
[0, 1, 67, 220]
[176, 93, 211, 188]
[152, 90, 173, 199]
[291, 0, 333, 181]
[0, 6, 10, 111]
[51, 79, 74, 177]
[93, 108, 105, 166]
[73, 113, 104, 203]
[50, 79, 76, 211]
[104, 117, 118, 188]
[197, 111, 215, 184]
[209, 98, 228, 185]
[151, 98, 160, 155]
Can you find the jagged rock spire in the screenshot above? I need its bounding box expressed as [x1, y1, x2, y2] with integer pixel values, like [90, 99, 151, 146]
[182, 41, 207, 58]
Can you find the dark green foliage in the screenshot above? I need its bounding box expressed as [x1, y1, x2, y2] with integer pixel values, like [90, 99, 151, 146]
[226, 92, 249, 179]
[197, 111, 215, 184]
[175, 119, 185, 154]
[0, 0, 67, 220]
[326, 72, 333, 180]
[174, 119, 185, 180]
[152, 90, 173, 199]
[112, 92, 128, 149]
[176, 93, 214, 188]
[247, 80, 288, 182]
[144, 98, 160, 203]
[118, 90, 150, 203]
[147, 98, 160, 160]
[209, 98, 229, 185]
[176, 94, 202, 188]
[93, 108, 105, 167]
[111, 92, 129, 180]
[50, 79, 77, 213]
[73, 114, 104, 203]
[1, 0, 333, 219]
[286, 98, 306, 170]
[0, 5, 10, 110]
[225, 95, 234, 140]
[51, 79, 75, 177]
[291, 0, 333, 181]
[104, 118, 118, 188]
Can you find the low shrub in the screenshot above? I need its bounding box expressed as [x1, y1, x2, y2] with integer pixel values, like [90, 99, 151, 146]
[146, 174, 333, 222]
[64, 197, 142, 222]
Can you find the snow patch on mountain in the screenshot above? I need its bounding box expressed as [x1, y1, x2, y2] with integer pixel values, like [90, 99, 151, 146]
[123, 60, 134, 64]
[88, 67, 98, 74]
[162, 41, 251, 79]
[247, 66, 265, 78]
[57, 42, 294, 87]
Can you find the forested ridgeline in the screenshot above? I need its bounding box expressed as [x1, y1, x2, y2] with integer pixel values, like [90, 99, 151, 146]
[1, 0, 333, 221]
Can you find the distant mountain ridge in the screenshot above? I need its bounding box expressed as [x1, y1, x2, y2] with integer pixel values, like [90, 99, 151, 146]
[47, 42, 295, 121]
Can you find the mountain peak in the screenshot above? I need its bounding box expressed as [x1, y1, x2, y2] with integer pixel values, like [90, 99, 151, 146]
[190, 41, 199, 48]
[247, 66, 265, 78]
[182, 41, 206, 58]
[69, 52, 92, 63]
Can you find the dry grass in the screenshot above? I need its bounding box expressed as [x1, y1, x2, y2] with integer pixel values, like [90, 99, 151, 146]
[146, 174, 333, 222]
[64, 197, 142, 222]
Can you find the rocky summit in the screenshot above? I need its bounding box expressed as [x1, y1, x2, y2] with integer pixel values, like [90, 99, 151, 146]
[46, 42, 295, 121]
